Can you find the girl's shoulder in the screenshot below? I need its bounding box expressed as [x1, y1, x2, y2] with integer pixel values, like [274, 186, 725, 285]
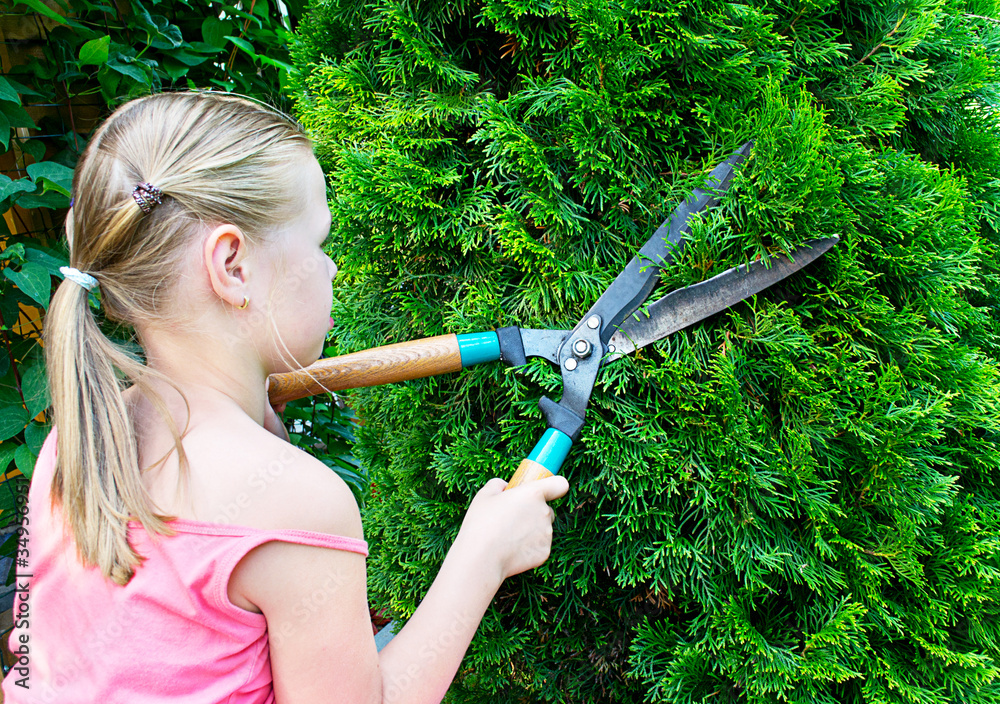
[156, 415, 363, 541]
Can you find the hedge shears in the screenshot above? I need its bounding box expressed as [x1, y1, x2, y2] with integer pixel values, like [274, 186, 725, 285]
[268, 142, 837, 488]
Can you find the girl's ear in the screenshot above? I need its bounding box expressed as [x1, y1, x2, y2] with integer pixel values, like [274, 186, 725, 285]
[204, 224, 250, 308]
[65, 207, 75, 248]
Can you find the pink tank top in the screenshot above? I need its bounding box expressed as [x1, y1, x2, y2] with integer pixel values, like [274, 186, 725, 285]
[2, 431, 368, 704]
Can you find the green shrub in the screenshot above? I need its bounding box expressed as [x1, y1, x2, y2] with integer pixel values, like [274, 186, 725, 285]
[292, 0, 1000, 700]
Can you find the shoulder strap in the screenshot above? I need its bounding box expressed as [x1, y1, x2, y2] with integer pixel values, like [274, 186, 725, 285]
[211, 529, 368, 622]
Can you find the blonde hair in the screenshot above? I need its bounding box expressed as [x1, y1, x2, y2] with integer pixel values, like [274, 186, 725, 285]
[46, 91, 313, 585]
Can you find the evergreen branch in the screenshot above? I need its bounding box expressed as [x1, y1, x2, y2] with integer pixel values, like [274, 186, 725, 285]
[850, 12, 907, 69]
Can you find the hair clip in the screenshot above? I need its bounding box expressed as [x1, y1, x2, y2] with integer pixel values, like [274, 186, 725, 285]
[132, 182, 163, 214]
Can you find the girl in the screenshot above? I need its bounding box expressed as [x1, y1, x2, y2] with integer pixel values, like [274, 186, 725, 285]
[3, 91, 568, 704]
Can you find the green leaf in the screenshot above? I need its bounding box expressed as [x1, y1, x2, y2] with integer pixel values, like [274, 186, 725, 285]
[0, 487, 21, 530]
[36, 179, 72, 197]
[21, 365, 49, 419]
[3, 262, 51, 309]
[219, 4, 262, 27]
[160, 57, 192, 81]
[14, 444, 36, 480]
[0, 444, 16, 476]
[0, 102, 37, 130]
[209, 77, 236, 91]
[0, 177, 38, 203]
[79, 35, 111, 66]
[257, 54, 296, 73]
[15, 192, 70, 209]
[157, 22, 184, 49]
[130, 2, 156, 32]
[224, 35, 258, 59]
[0, 489, 22, 533]
[0, 533, 17, 559]
[56, 66, 88, 84]
[164, 48, 212, 67]
[108, 58, 150, 85]
[26, 161, 74, 185]
[1, 76, 42, 99]
[97, 64, 121, 99]
[0, 406, 28, 444]
[27, 161, 74, 197]
[13, 0, 67, 24]
[24, 421, 50, 456]
[0, 368, 23, 408]
[281, 0, 306, 17]
[186, 41, 225, 55]
[0, 110, 9, 150]
[0, 78, 20, 104]
[24, 245, 69, 275]
[18, 137, 45, 162]
[0, 243, 25, 264]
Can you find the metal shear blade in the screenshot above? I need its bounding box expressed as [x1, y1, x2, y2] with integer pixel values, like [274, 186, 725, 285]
[579, 141, 755, 350]
[605, 237, 840, 362]
[521, 142, 837, 441]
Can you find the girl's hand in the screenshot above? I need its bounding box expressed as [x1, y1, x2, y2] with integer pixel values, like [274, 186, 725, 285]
[456, 475, 570, 583]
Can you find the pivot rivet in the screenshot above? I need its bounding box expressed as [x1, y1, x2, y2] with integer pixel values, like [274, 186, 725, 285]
[573, 339, 592, 358]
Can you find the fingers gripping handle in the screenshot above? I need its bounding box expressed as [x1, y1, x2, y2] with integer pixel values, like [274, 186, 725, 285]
[506, 429, 573, 490]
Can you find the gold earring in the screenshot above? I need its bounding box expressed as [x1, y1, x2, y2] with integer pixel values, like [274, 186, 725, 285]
[238, 295, 250, 310]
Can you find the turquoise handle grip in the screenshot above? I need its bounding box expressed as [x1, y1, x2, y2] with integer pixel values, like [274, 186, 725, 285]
[506, 428, 574, 488]
[528, 428, 573, 475]
[456, 331, 501, 367]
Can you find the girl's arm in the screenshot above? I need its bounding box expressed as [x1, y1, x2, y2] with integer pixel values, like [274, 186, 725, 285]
[234, 451, 567, 704]
[375, 477, 567, 702]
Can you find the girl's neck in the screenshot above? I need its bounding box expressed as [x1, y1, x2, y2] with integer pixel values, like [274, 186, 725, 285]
[137, 324, 270, 429]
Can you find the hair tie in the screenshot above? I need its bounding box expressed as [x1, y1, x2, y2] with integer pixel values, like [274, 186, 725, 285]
[60, 266, 99, 291]
[132, 182, 163, 214]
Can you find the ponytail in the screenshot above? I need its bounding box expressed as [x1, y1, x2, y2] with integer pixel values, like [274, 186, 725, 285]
[46, 276, 176, 585]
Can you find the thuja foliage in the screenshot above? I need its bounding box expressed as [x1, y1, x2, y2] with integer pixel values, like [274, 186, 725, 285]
[293, 0, 1000, 701]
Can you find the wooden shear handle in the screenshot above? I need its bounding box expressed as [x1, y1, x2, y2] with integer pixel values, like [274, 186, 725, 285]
[266, 332, 502, 405]
[267, 334, 462, 405]
[266, 329, 569, 490]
